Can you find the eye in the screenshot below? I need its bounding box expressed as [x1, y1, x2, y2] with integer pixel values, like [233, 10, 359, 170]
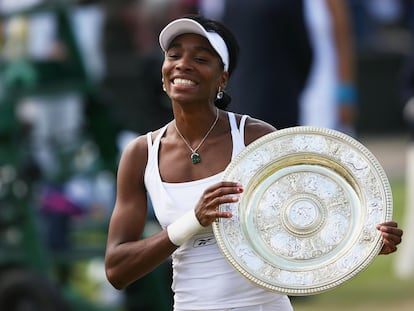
[166, 48, 181, 59]
[167, 53, 180, 59]
[194, 51, 213, 63]
[194, 56, 207, 63]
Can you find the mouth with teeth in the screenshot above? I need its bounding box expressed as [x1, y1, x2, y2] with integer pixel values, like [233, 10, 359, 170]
[173, 78, 196, 86]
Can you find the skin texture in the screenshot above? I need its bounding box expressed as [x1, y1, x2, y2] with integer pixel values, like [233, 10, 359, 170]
[105, 32, 403, 290]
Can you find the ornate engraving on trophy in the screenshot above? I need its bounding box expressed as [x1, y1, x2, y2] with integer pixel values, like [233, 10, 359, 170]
[213, 127, 392, 295]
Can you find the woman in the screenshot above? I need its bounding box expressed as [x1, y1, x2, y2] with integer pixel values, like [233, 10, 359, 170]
[105, 15, 402, 310]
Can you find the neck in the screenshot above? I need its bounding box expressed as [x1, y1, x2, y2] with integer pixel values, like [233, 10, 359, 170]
[173, 107, 220, 165]
[174, 107, 220, 140]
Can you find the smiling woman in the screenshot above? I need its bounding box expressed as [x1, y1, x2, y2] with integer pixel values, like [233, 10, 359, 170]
[161, 32, 226, 106]
[104, 14, 403, 311]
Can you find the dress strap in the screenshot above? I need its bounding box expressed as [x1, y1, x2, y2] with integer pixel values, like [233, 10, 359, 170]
[146, 131, 153, 148]
[228, 111, 238, 130]
[239, 114, 248, 140]
[146, 124, 168, 167]
[228, 112, 248, 159]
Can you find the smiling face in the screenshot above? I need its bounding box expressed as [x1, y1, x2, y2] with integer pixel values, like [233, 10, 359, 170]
[162, 33, 228, 105]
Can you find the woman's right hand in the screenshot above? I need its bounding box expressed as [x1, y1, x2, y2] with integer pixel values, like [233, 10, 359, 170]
[194, 181, 243, 226]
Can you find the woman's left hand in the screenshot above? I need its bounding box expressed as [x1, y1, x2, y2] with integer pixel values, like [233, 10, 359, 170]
[377, 221, 403, 255]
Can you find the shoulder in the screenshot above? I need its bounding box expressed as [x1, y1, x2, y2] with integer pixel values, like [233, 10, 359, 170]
[119, 126, 169, 172]
[234, 113, 277, 146]
[116, 135, 147, 180]
[120, 126, 166, 160]
[121, 134, 147, 160]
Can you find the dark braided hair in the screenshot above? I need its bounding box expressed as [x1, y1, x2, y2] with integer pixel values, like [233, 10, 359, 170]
[184, 14, 240, 110]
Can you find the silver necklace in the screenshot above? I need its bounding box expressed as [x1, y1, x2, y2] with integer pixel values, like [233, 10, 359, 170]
[174, 108, 219, 164]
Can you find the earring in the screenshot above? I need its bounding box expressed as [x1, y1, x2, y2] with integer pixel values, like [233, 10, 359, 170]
[216, 87, 224, 100]
[162, 84, 166, 92]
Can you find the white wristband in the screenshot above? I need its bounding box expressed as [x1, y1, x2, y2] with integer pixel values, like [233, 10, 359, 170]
[167, 209, 204, 246]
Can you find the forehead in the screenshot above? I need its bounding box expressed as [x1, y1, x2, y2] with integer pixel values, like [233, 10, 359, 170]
[168, 33, 215, 52]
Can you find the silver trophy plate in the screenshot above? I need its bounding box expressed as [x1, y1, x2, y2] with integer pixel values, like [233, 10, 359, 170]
[212, 126, 393, 295]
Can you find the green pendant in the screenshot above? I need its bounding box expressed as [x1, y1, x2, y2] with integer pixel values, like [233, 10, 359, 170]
[191, 152, 201, 164]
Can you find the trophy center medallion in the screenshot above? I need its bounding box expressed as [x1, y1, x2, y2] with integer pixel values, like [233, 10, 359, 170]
[283, 194, 325, 236]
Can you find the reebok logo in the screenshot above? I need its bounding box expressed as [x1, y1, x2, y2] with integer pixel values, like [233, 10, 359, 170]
[193, 235, 216, 247]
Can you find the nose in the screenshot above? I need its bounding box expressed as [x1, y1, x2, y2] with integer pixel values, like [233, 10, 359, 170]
[175, 55, 193, 71]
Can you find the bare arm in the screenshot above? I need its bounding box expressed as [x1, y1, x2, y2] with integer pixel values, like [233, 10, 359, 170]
[105, 136, 177, 289]
[326, 0, 357, 127]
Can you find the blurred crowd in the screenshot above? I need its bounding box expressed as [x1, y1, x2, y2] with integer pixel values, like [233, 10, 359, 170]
[1, 0, 414, 310]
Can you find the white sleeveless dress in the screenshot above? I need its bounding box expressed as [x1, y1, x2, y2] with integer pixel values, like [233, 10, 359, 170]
[144, 112, 292, 310]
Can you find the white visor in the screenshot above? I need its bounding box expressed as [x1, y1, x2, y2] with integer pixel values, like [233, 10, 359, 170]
[159, 18, 229, 72]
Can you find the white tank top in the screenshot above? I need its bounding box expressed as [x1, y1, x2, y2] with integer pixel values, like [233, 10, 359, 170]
[144, 112, 286, 310]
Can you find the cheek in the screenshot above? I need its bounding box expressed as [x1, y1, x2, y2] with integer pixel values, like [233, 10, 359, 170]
[161, 62, 174, 83]
[161, 58, 169, 75]
[161, 66, 167, 79]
